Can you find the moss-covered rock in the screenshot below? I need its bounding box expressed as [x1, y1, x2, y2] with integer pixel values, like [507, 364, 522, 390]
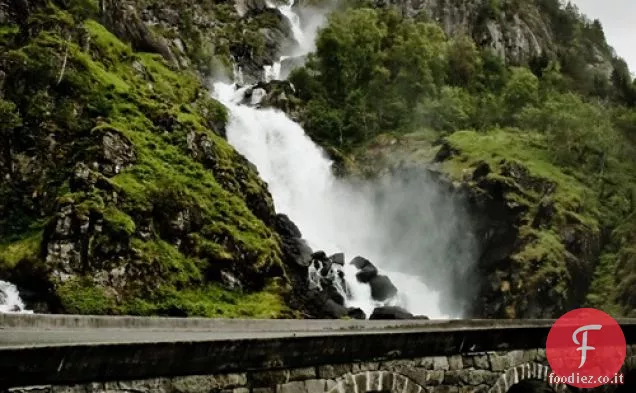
[0, 0, 302, 317]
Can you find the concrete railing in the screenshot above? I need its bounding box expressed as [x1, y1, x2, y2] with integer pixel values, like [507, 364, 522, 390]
[1, 314, 636, 389]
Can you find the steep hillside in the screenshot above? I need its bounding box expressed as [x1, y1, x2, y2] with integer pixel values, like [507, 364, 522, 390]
[0, 0, 330, 316]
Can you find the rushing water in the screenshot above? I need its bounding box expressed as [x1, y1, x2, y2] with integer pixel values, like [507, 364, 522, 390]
[207, 0, 475, 319]
[0, 280, 32, 314]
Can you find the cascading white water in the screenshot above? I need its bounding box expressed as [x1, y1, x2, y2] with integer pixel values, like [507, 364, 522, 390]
[0, 280, 32, 314]
[213, 84, 451, 318]
[211, 0, 476, 319]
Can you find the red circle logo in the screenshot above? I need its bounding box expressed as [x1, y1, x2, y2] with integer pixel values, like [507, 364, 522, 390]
[546, 308, 626, 388]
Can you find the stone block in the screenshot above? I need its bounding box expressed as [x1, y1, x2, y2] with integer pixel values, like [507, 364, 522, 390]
[460, 370, 498, 386]
[250, 370, 289, 387]
[304, 380, 327, 393]
[116, 379, 169, 393]
[443, 371, 463, 385]
[317, 364, 352, 379]
[277, 381, 306, 393]
[418, 357, 435, 370]
[432, 357, 450, 371]
[488, 354, 509, 372]
[170, 374, 246, 393]
[221, 389, 249, 393]
[460, 385, 488, 393]
[354, 374, 367, 391]
[508, 350, 525, 368]
[289, 368, 317, 381]
[472, 356, 489, 370]
[428, 387, 459, 393]
[366, 371, 388, 391]
[423, 370, 445, 386]
[393, 374, 409, 393]
[8, 387, 52, 393]
[381, 359, 415, 372]
[448, 356, 463, 370]
[351, 362, 379, 373]
[253, 388, 275, 393]
[523, 349, 538, 363]
[461, 356, 474, 369]
[50, 387, 85, 393]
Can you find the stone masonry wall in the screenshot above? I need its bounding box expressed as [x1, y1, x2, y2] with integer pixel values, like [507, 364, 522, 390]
[6, 347, 636, 393]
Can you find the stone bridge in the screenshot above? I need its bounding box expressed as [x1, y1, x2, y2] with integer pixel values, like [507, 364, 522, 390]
[1, 315, 636, 393]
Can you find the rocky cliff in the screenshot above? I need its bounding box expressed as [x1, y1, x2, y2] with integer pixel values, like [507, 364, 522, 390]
[0, 0, 342, 317]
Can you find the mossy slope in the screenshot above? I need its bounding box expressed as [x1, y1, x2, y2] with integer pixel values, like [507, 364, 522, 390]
[0, 2, 293, 317]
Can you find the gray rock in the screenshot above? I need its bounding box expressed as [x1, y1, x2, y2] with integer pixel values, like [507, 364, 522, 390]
[350, 256, 378, 283]
[369, 306, 413, 320]
[368, 275, 397, 301]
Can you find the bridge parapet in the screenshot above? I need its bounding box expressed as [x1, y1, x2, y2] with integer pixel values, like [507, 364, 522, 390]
[2, 315, 636, 393]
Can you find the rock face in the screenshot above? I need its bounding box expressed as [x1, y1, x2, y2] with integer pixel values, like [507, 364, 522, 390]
[381, 0, 612, 74]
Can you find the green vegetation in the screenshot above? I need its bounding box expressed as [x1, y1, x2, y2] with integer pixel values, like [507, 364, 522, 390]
[290, 4, 636, 317]
[0, 1, 290, 317]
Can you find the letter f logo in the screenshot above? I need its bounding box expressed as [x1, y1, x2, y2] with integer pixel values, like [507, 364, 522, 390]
[572, 324, 602, 368]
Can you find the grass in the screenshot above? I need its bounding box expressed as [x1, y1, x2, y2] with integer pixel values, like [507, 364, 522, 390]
[0, 231, 43, 270]
[444, 129, 600, 231]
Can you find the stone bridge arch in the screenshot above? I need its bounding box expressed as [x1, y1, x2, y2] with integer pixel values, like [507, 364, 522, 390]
[325, 371, 425, 393]
[487, 362, 569, 393]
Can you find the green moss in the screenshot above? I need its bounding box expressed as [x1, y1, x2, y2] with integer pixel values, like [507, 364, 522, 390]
[103, 207, 136, 236]
[585, 251, 623, 316]
[120, 280, 291, 318]
[0, 231, 43, 270]
[56, 277, 118, 314]
[444, 129, 600, 231]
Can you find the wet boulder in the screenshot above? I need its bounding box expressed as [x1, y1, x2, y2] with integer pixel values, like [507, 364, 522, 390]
[350, 256, 378, 283]
[330, 253, 345, 265]
[369, 275, 398, 301]
[311, 250, 328, 261]
[369, 306, 413, 319]
[347, 307, 366, 320]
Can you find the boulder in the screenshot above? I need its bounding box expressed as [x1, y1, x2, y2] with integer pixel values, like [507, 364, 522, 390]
[323, 299, 348, 318]
[369, 306, 413, 319]
[369, 275, 398, 301]
[347, 307, 366, 320]
[311, 250, 328, 261]
[330, 252, 345, 265]
[350, 256, 378, 283]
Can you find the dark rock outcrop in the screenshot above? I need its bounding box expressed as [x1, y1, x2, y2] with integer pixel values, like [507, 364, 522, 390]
[350, 256, 378, 283]
[241, 80, 300, 116]
[347, 307, 366, 320]
[370, 306, 412, 319]
[369, 275, 398, 301]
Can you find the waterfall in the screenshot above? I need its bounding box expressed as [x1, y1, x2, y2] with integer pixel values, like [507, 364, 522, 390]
[0, 280, 32, 314]
[211, 0, 471, 319]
